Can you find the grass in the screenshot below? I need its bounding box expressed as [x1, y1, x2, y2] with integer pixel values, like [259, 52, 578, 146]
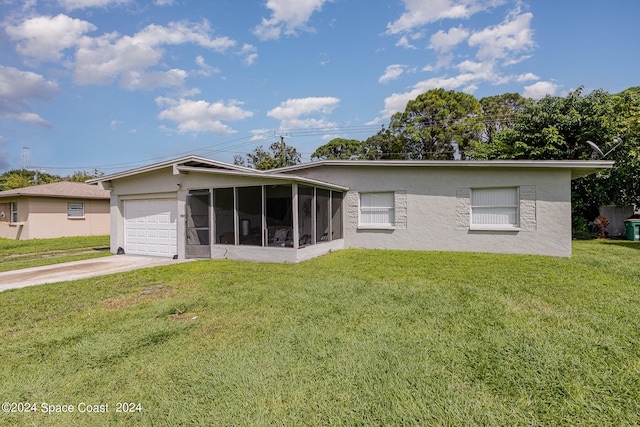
[0, 240, 639, 426]
[0, 235, 110, 272]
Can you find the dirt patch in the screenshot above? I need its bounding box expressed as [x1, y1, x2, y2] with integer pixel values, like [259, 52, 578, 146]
[103, 283, 173, 310]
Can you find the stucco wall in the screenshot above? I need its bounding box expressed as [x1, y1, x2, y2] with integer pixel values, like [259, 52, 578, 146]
[285, 165, 573, 257]
[0, 197, 109, 240]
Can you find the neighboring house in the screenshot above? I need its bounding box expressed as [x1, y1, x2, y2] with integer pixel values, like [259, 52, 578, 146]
[0, 181, 110, 240]
[89, 155, 612, 261]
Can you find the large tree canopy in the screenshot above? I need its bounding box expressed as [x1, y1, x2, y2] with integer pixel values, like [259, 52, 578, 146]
[311, 138, 364, 160]
[389, 88, 483, 160]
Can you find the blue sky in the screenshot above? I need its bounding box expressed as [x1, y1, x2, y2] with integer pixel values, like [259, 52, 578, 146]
[1, 0, 639, 174]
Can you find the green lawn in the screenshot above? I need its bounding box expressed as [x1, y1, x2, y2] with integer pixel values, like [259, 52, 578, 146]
[0, 235, 110, 272]
[1, 240, 639, 426]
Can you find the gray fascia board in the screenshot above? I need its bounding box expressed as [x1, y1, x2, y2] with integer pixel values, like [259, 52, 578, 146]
[175, 165, 349, 191]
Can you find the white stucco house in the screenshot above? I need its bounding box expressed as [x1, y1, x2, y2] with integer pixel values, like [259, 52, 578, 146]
[88, 156, 612, 261]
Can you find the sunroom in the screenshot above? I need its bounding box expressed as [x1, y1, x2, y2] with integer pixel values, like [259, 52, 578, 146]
[184, 181, 347, 263]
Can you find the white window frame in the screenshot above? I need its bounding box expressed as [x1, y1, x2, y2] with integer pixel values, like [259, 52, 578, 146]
[10, 202, 18, 223]
[67, 202, 85, 219]
[470, 187, 520, 231]
[359, 192, 395, 229]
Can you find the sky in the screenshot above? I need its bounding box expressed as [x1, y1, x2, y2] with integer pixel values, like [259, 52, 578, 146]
[1, 0, 639, 174]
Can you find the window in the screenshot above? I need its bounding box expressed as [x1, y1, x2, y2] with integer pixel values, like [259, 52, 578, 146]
[471, 187, 519, 229]
[67, 202, 85, 219]
[10, 202, 18, 223]
[359, 192, 395, 227]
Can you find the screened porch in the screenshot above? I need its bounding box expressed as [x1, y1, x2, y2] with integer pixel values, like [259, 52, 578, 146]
[185, 184, 344, 259]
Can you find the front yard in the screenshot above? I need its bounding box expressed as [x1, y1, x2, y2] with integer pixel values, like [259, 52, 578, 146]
[1, 240, 639, 425]
[0, 235, 109, 272]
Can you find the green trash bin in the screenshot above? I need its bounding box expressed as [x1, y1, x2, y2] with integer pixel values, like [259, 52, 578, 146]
[624, 219, 640, 241]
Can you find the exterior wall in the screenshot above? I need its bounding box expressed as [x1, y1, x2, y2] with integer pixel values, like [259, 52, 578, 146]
[286, 165, 573, 257]
[0, 198, 29, 239]
[104, 166, 344, 262]
[0, 197, 109, 240]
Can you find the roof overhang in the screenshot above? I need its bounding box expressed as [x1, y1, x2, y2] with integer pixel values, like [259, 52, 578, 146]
[86, 155, 257, 184]
[175, 165, 349, 191]
[272, 159, 615, 180]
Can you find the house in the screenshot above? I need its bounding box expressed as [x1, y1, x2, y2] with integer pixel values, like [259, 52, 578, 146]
[0, 181, 110, 240]
[88, 155, 613, 261]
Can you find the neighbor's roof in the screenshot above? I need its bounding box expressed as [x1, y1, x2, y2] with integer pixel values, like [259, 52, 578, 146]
[0, 181, 110, 200]
[272, 159, 615, 180]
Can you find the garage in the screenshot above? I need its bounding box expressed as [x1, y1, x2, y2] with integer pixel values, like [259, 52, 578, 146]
[124, 199, 178, 257]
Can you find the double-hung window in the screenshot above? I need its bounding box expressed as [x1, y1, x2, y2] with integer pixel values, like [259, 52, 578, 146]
[67, 202, 85, 219]
[471, 187, 519, 230]
[359, 192, 395, 227]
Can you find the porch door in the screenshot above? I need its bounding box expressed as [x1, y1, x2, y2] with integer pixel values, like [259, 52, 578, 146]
[186, 190, 211, 258]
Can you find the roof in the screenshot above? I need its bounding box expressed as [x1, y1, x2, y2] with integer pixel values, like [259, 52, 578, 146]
[272, 159, 615, 180]
[86, 155, 257, 184]
[175, 165, 349, 191]
[87, 155, 614, 187]
[88, 155, 348, 191]
[0, 181, 111, 200]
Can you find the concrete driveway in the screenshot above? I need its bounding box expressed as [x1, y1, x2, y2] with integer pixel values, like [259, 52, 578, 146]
[0, 255, 191, 292]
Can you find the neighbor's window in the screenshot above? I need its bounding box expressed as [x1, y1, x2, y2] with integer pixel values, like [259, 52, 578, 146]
[471, 187, 519, 229]
[67, 202, 85, 219]
[10, 202, 18, 223]
[359, 192, 395, 227]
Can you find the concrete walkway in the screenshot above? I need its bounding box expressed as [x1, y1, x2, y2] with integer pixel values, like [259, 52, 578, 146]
[0, 255, 191, 292]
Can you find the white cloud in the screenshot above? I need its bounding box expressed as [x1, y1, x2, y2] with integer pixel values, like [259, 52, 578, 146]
[58, 0, 130, 10]
[120, 69, 187, 90]
[523, 81, 559, 99]
[74, 21, 236, 88]
[267, 96, 340, 129]
[516, 72, 539, 82]
[156, 97, 254, 135]
[5, 14, 96, 62]
[429, 26, 469, 53]
[0, 65, 58, 102]
[240, 44, 258, 65]
[4, 112, 52, 128]
[253, 0, 328, 40]
[379, 64, 406, 84]
[395, 35, 417, 49]
[468, 11, 534, 61]
[194, 55, 221, 76]
[387, 0, 504, 35]
[0, 66, 57, 128]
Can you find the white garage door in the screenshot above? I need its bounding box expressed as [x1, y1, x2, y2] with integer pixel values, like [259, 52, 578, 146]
[124, 199, 177, 257]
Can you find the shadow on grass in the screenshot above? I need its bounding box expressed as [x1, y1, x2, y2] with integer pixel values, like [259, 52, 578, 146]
[600, 239, 640, 250]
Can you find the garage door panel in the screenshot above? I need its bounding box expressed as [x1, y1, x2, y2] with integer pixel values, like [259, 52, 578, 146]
[125, 199, 177, 258]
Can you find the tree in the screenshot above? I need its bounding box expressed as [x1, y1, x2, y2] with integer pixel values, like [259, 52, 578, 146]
[66, 169, 104, 182]
[311, 138, 364, 160]
[238, 140, 301, 170]
[479, 93, 527, 143]
[389, 88, 483, 160]
[360, 126, 407, 160]
[0, 169, 61, 191]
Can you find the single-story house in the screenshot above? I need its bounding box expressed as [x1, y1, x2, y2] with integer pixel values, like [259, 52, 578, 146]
[0, 181, 110, 240]
[88, 155, 612, 261]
